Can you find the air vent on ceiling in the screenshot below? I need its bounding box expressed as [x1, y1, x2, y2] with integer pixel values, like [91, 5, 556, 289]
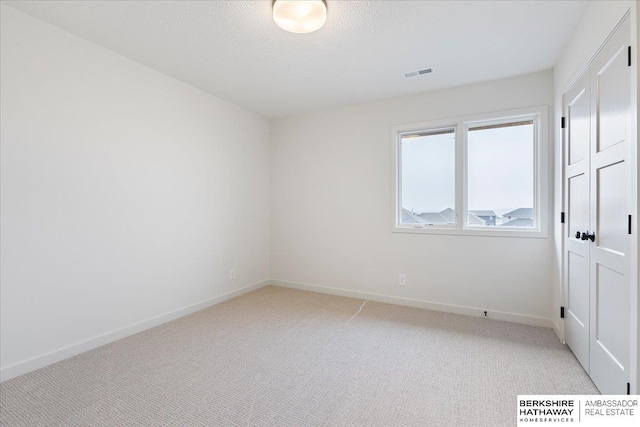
[403, 67, 434, 78]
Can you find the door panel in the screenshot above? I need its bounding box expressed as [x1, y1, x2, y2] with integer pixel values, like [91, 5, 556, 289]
[595, 264, 629, 371]
[597, 45, 629, 152]
[569, 88, 589, 164]
[569, 173, 589, 239]
[591, 258, 630, 395]
[568, 252, 589, 327]
[597, 162, 627, 254]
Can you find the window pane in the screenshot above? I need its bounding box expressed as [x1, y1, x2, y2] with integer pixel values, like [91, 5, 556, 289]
[467, 121, 534, 227]
[400, 129, 455, 225]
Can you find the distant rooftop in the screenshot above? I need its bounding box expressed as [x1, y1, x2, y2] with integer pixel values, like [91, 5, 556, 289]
[418, 212, 448, 225]
[439, 208, 455, 223]
[401, 208, 427, 224]
[469, 210, 497, 218]
[467, 212, 486, 225]
[501, 218, 534, 227]
[503, 208, 533, 218]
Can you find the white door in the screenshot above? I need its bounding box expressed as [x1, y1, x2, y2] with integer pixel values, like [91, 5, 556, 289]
[588, 16, 631, 395]
[563, 72, 591, 372]
[563, 15, 632, 395]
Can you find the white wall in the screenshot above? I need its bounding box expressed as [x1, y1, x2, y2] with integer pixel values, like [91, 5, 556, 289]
[0, 5, 270, 380]
[270, 70, 555, 325]
[552, 0, 638, 392]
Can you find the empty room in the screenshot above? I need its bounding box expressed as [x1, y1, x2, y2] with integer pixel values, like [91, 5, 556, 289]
[0, 1, 638, 426]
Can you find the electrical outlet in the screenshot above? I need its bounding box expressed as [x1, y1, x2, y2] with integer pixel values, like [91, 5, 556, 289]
[398, 273, 406, 286]
[229, 269, 236, 280]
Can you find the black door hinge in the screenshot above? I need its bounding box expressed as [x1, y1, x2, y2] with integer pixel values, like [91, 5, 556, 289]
[627, 382, 631, 395]
[629, 46, 632, 67]
[561, 117, 566, 129]
[560, 307, 565, 319]
[629, 215, 632, 235]
[561, 212, 565, 224]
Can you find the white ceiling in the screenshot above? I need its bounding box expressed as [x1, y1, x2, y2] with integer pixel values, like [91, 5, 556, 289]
[5, 0, 588, 118]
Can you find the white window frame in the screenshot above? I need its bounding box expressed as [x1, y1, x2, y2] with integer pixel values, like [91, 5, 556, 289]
[391, 105, 549, 238]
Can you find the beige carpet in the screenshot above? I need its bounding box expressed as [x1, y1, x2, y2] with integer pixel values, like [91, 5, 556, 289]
[1, 285, 597, 426]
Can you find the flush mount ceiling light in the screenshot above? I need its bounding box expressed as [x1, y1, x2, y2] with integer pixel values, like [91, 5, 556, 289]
[272, 0, 327, 34]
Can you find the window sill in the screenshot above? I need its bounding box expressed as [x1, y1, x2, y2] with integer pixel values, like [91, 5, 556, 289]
[392, 225, 548, 238]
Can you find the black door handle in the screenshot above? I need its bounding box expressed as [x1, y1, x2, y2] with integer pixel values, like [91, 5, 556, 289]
[575, 231, 581, 239]
[581, 231, 595, 242]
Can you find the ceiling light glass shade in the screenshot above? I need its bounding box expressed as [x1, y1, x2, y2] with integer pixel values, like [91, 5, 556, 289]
[272, 0, 327, 34]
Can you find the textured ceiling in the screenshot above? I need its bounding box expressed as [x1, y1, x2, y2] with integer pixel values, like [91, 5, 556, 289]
[4, 0, 588, 118]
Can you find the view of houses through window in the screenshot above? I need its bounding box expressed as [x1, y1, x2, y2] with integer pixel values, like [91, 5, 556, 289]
[399, 119, 535, 228]
[401, 206, 534, 227]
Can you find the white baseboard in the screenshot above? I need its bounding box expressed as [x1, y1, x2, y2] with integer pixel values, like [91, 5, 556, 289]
[271, 279, 553, 329]
[0, 279, 269, 383]
[552, 319, 564, 343]
[2, 278, 554, 382]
